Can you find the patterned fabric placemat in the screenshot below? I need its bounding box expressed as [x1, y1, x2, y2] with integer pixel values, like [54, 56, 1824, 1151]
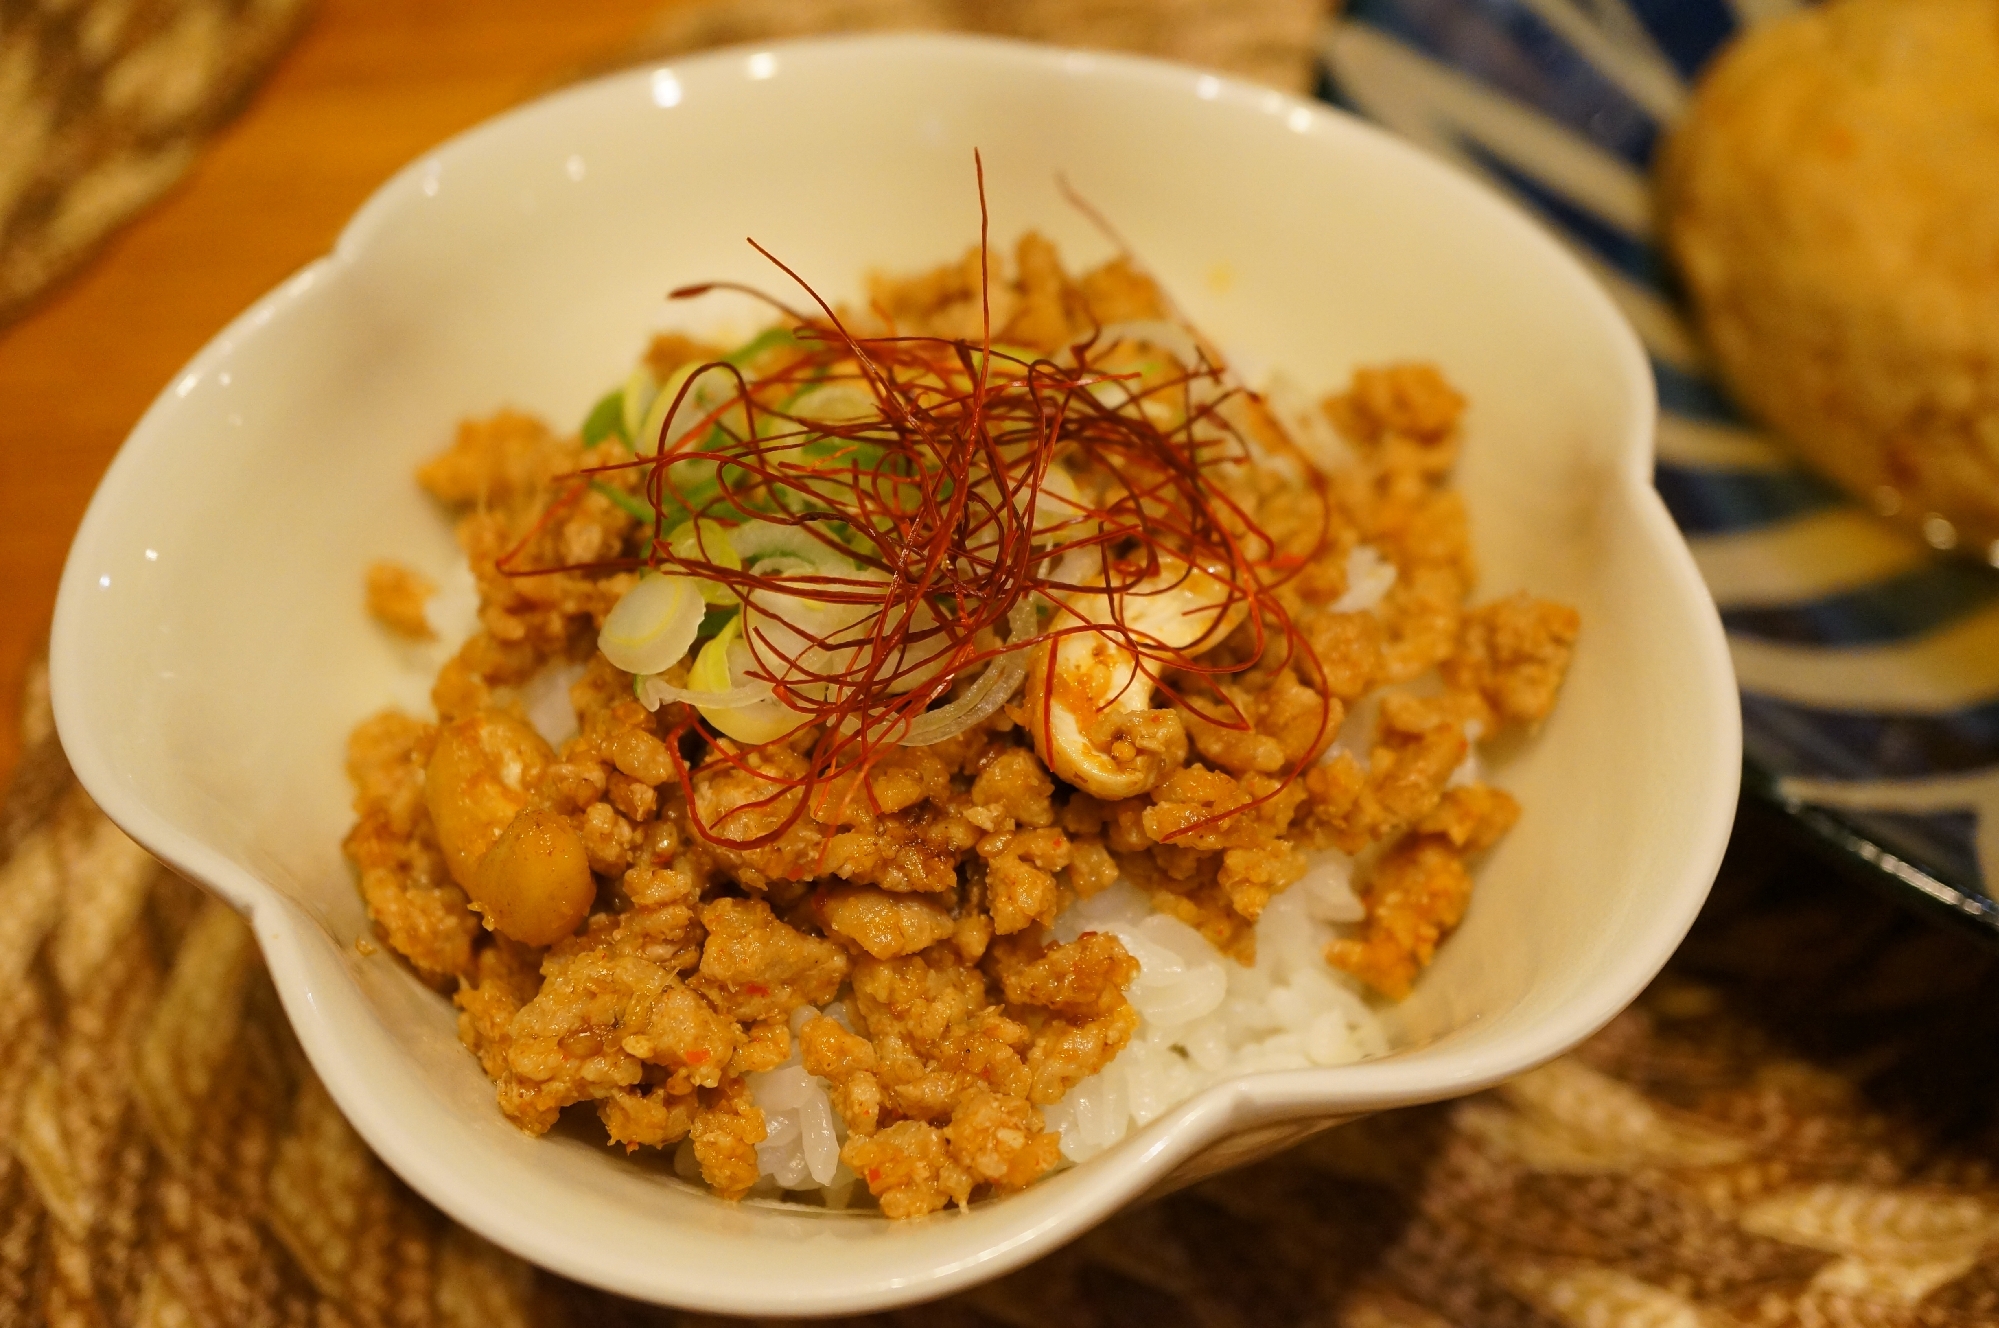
[7, 637, 1999, 1327]
[12, 3, 1999, 1324]
[0, 0, 312, 327]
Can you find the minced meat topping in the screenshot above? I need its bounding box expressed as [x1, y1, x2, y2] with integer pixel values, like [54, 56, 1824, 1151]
[344, 237, 1577, 1213]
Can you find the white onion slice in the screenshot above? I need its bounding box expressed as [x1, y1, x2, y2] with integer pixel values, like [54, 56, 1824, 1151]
[1032, 464, 1087, 533]
[785, 379, 877, 425]
[730, 523, 858, 568]
[598, 574, 704, 676]
[616, 516, 1039, 747]
[895, 597, 1038, 746]
[638, 362, 740, 457]
[637, 675, 772, 711]
[1045, 543, 1109, 593]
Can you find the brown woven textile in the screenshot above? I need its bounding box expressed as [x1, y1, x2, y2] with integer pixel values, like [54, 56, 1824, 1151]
[0, 0, 312, 326]
[6, 649, 1999, 1328]
[614, 0, 1326, 95]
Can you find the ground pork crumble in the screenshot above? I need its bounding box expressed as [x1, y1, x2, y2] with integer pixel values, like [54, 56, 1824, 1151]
[345, 236, 1578, 1215]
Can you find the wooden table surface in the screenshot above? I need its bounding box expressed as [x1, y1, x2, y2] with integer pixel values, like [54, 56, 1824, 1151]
[0, 0, 672, 793]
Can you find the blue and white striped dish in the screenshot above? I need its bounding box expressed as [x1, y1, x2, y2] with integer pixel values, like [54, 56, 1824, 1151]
[1318, 0, 1999, 933]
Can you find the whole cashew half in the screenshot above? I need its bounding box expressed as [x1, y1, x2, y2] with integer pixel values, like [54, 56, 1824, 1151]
[1026, 555, 1248, 800]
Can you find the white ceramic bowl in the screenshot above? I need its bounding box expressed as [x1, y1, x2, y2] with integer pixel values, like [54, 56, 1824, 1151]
[51, 33, 1739, 1314]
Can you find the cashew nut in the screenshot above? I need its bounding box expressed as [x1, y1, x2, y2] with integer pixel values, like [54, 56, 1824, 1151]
[472, 807, 595, 946]
[425, 710, 553, 891]
[1026, 556, 1246, 800]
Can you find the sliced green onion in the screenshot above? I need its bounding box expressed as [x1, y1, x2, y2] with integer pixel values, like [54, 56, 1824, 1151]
[724, 326, 799, 367]
[687, 616, 740, 693]
[730, 522, 859, 569]
[591, 480, 655, 524]
[638, 362, 738, 458]
[621, 364, 659, 443]
[786, 379, 876, 426]
[581, 389, 626, 446]
[598, 572, 705, 676]
[685, 616, 798, 743]
[666, 519, 743, 606]
[694, 604, 740, 641]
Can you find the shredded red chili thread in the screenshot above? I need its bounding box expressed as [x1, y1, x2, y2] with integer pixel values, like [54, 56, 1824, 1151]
[501, 159, 1333, 850]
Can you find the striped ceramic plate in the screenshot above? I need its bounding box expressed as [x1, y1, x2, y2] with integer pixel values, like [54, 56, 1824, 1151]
[1318, 0, 1999, 934]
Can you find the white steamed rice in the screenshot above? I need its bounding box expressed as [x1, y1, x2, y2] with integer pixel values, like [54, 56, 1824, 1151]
[1038, 866, 1386, 1162]
[730, 858, 1391, 1195]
